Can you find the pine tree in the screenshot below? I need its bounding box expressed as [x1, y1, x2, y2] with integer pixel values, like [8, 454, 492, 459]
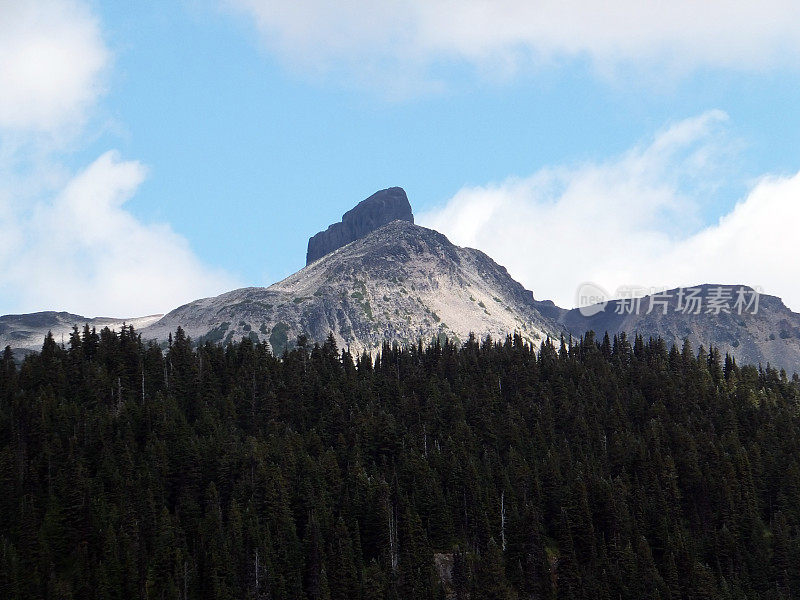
[473, 538, 515, 600]
[328, 518, 359, 600]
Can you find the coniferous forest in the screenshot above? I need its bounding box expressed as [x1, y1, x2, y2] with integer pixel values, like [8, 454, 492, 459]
[2, 325, 800, 599]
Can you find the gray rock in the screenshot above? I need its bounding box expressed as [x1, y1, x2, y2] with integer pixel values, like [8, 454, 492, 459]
[306, 187, 413, 265]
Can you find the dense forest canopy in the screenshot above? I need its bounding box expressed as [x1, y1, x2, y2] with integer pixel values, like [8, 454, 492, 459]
[2, 325, 800, 599]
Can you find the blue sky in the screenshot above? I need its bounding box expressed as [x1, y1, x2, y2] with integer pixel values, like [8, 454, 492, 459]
[2, 0, 800, 316]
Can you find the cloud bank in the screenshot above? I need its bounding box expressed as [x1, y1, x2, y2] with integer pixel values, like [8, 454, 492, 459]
[229, 0, 800, 87]
[419, 111, 800, 312]
[0, 0, 238, 317]
[1, 152, 236, 317]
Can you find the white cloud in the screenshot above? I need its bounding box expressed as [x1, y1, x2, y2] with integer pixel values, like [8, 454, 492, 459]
[0, 0, 239, 318]
[0, 151, 238, 317]
[661, 174, 800, 310]
[419, 111, 800, 312]
[0, 0, 109, 133]
[228, 0, 800, 87]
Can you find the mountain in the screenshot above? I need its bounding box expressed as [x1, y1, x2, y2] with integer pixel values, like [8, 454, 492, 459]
[0, 311, 163, 357]
[3, 186, 800, 374]
[144, 217, 562, 354]
[306, 186, 413, 264]
[537, 284, 800, 370]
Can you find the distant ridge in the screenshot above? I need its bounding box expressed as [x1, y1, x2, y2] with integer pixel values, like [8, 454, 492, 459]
[0, 312, 163, 356]
[536, 284, 800, 371]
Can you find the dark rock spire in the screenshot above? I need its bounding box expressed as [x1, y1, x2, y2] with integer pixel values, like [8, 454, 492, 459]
[306, 187, 413, 265]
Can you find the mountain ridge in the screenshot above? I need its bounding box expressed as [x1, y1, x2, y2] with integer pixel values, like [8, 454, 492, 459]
[0, 312, 163, 358]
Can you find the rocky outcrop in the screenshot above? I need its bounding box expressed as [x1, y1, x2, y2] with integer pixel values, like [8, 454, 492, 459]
[306, 187, 413, 265]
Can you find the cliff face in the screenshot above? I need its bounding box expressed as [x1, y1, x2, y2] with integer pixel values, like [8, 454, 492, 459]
[306, 187, 413, 265]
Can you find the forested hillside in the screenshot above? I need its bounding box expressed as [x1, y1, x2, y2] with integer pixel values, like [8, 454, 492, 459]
[2, 325, 800, 599]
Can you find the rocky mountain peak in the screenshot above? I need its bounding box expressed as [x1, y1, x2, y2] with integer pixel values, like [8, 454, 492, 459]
[146, 219, 561, 355]
[306, 187, 414, 265]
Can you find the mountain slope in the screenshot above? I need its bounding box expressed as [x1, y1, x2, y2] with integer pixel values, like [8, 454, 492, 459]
[538, 284, 800, 371]
[144, 221, 562, 354]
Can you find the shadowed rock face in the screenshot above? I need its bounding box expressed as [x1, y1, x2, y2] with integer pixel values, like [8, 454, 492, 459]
[306, 187, 413, 265]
